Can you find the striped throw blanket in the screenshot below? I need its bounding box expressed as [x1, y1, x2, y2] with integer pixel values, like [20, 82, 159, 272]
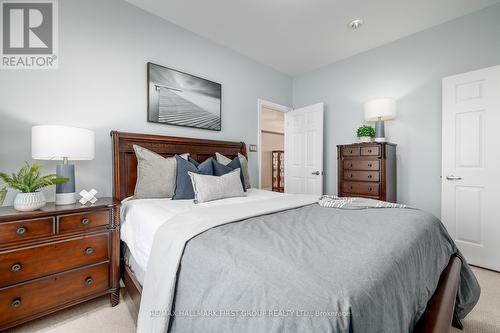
[318, 195, 409, 209]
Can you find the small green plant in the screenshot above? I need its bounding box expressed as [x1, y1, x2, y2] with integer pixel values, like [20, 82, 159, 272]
[356, 125, 376, 138]
[0, 186, 6, 206]
[0, 162, 68, 193]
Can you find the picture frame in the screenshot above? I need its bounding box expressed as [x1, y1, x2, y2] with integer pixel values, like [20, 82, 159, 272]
[147, 62, 222, 131]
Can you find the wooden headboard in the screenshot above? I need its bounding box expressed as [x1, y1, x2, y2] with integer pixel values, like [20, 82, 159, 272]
[111, 131, 247, 201]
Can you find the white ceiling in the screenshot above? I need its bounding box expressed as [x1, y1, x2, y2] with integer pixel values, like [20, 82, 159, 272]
[126, 0, 500, 75]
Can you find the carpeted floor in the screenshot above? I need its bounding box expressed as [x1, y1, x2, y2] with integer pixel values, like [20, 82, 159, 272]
[6, 267, 499, 333]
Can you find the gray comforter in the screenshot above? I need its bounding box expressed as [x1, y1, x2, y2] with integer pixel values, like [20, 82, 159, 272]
[169, 204, 480, 333]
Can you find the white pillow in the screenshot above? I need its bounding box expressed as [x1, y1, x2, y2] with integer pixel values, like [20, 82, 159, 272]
[188, 169, 245, 203]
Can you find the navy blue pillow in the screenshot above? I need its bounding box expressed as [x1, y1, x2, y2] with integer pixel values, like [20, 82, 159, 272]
[212, 158, 246, 192]
[173, 155, 214, 200]
[188, 156, 200, 167]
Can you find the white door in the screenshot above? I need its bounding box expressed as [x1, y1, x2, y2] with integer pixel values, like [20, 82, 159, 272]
[442, 65, 500, 271]
[284, 103, 324, 195]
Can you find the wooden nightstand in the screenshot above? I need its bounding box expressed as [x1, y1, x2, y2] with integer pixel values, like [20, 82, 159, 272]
[0, 198, 120, 331]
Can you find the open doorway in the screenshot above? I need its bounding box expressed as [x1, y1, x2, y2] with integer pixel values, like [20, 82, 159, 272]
[257, 99, 290, 191]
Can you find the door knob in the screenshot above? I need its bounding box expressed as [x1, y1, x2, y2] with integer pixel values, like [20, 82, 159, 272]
[446, 175, 462, 180]
[311, 171, 320, 175]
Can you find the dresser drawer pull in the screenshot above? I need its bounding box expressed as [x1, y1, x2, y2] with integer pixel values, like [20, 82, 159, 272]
[368, 175, 372, 179]
[11, 298, 21, 309]
[85, 247, 94, 255]
[85, 277, 94, 286]
[349, 174, 353, 178]
[350, 163, 353, 168]
[368, 149, 372, 153]
[81, 218, 90, 225]
[16, 226, 27, 235]
[367, 163, 372, 167]
[11, 263, 22, 272]
[350, 186, 353, 190]
[368, 187, 373, 192]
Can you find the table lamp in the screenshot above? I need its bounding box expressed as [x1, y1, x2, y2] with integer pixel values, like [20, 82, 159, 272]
[32, 125, 95, 205]
[364, 98, 397, 142]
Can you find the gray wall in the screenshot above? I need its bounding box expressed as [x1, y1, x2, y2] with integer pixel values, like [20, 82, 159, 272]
[293, 4, 500, 217]
[0, 0, 292, 205]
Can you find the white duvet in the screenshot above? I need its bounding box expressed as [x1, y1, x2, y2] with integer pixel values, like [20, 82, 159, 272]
[120, 189, 287, 279]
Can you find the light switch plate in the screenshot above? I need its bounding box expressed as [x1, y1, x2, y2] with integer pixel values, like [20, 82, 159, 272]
[249, 144, 257, 152]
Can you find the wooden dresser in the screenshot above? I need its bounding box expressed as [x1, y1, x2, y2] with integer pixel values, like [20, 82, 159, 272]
[0, 198, 120, 331]
[337, 143, 397, 202]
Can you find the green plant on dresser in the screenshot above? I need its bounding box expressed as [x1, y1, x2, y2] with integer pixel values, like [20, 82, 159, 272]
[0, 162, 67, 212]
[356, 125, 376, 143]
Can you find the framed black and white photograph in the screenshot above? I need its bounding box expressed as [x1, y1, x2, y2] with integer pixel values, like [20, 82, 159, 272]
[147, 63, 221, 131]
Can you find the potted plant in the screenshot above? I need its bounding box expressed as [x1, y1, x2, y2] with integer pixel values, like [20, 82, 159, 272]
[0, 162, 68, 212]
[356, 125, 375, 143]
[0, 186, 6, 206]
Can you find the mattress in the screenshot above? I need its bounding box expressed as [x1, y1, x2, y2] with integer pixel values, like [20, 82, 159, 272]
[120, 189, 284, 285]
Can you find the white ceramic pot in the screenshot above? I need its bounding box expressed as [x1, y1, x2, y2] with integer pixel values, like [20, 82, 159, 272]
[14, 192, 46, 212]
[358, 136, 372, 143]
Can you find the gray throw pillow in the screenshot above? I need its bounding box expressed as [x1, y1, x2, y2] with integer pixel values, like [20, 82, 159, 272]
[188, 169, 245, 203]
[215, 152, 251, 189]
[133, 145, 177, 199]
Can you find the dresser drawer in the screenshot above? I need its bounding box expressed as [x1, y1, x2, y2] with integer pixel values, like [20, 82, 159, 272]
[0, 262, 109, 326]
[344, 171, 380, 182]
[58, 210, 110, 234]
[0, 217, 54, 245]
[343, 159, 380, 171]
[360, 146, 380, 156]
[0, 233, 109, 287]
[342, 146, 360, 156]
[343, 182, 380, 196]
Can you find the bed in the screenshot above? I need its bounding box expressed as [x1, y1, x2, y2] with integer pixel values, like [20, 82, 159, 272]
[111, 131, 479, 333]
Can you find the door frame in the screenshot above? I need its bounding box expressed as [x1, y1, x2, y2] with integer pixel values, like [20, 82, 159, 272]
[257, 99, 292, 189]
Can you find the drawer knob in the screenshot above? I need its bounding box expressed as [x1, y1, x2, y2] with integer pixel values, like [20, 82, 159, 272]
[16, 226, 27, 235]
[368, 150, 372, 153]
[11, 263, 22, 272]
[81, 218, 90, 225]
[85, 247, 94, 255]
[349, 174, 353, 178]
[11, 298, 21, 309]
[350, 186, 353, 190]
[85, 277, 94, 286]
[368, 175, 372, 179]
[368, 163, 372, 167]
[368, 188, 372, 191]
[350, 163, 353, 168]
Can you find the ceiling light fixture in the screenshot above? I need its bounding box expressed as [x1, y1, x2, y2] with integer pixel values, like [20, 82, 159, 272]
[348, 18, 364, 30]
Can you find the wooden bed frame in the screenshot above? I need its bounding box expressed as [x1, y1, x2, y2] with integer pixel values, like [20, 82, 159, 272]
[111, 131, 463, 333]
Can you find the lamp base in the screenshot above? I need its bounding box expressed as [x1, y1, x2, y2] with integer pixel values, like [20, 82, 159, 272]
[56, 164, 76, 205]
[56, 192, 76, 205]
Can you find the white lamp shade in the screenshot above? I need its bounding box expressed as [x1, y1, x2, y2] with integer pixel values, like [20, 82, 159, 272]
[32, 125, 95, 161]
[364, 98, 397, 121]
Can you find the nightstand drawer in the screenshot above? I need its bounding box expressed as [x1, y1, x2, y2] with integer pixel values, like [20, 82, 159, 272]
[343, 181, 380, 196]
[0, 217, 54, 245]
[0, 262, 109, 327]
[360, 146, 380, 156]
[0, 233, 109, 287]
[58, 210, 110, 234]
[342, 146, 360, 156]
[343, 159, 380, 171]
[344, 171, 380, 182]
